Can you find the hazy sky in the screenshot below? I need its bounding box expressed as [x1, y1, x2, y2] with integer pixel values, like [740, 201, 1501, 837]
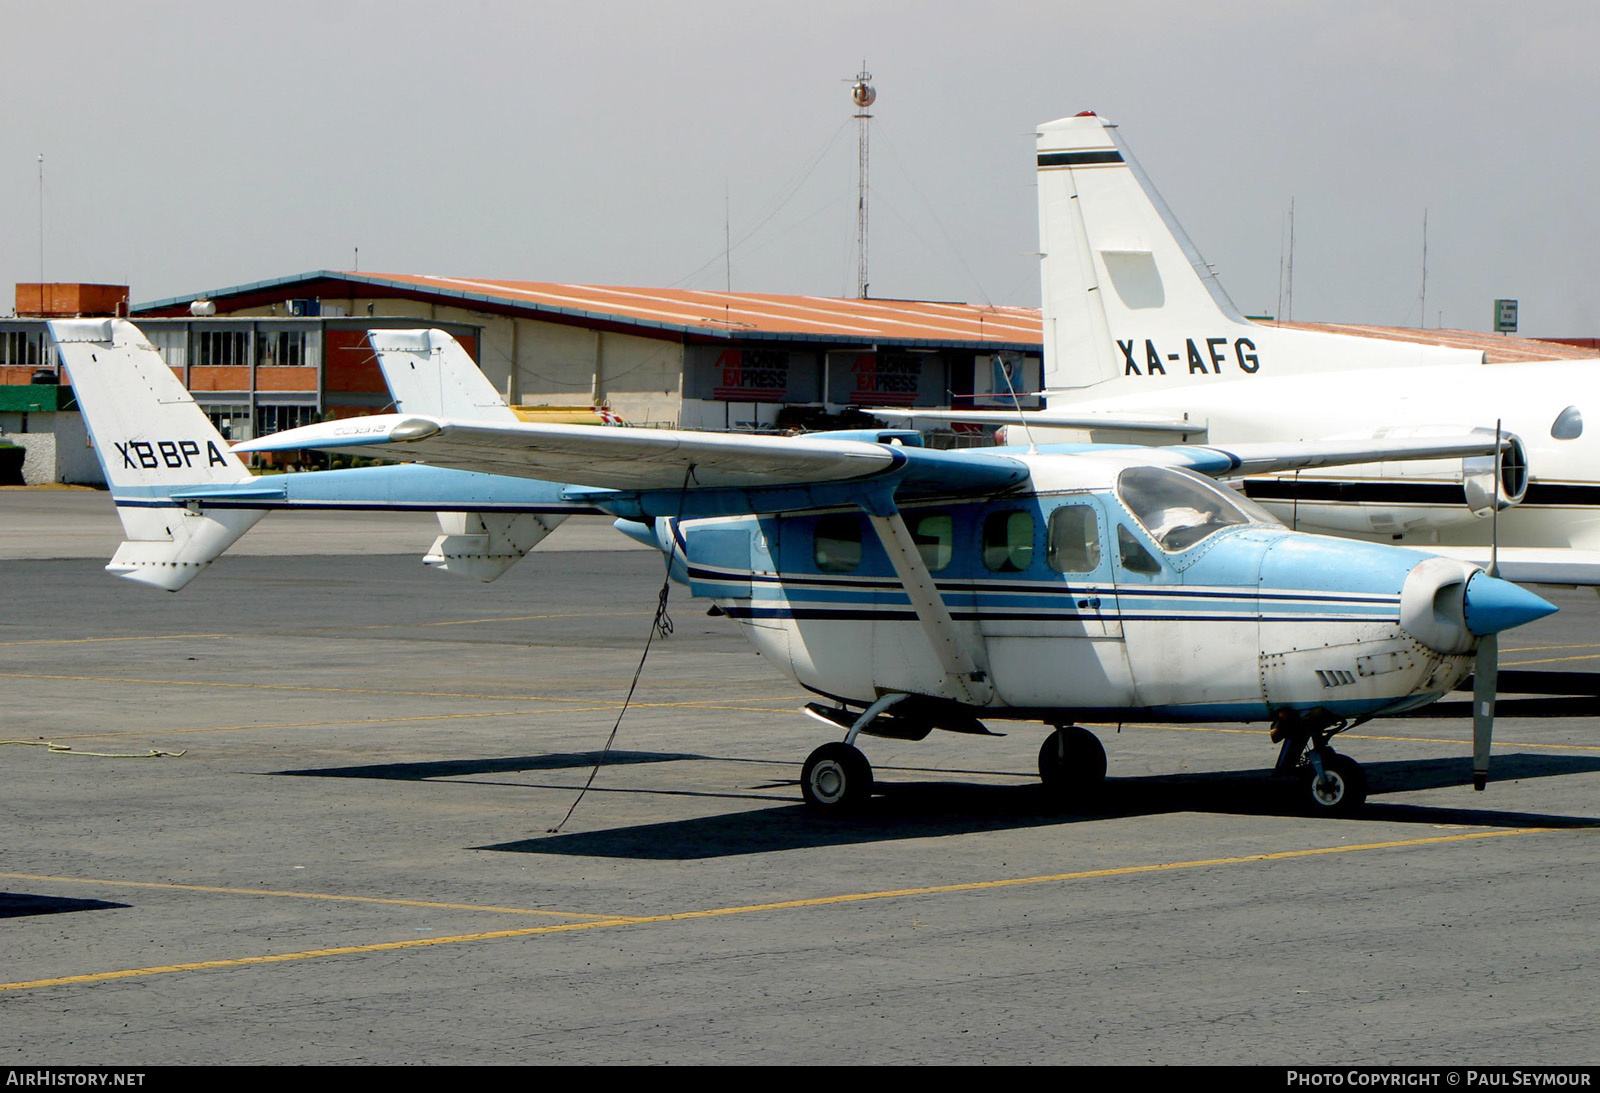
[3, 0, 1596, 335]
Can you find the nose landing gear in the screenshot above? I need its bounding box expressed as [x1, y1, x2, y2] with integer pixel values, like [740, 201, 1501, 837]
[1272, 712, 1369, 815]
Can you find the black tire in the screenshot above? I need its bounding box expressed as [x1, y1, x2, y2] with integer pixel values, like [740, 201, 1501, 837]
[801, 742, 874, 811]
[1301, 753, 1367, 815]
[1038, 725, 1107, 800]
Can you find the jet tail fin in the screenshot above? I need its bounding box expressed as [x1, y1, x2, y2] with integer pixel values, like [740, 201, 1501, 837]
[49, 319, 266, 591]
[1036, 113, 1480, 394]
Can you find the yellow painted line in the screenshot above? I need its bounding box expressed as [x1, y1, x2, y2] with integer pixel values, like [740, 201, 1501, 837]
[0, 633, 231, 648]
[0, 827, 1557, 994]
[0, 671, 794, 708]
[0, 872, 622, 920]
[50, 707, 622, 740]
[0, 615, 646, 648]
[1503, 643, 1600, 653]
[47, 703, 800, 742]
[1504, 652, 1600, 667]
[306, 611, 647, 632]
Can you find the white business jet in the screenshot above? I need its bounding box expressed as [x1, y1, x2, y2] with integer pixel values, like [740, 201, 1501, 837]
[870, 112, 1600, 585]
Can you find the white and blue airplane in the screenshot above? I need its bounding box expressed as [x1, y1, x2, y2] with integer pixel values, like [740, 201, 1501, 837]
[45, 318, 1557, 815]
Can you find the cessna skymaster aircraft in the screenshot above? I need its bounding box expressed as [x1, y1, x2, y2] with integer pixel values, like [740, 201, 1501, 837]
[870, 112, 1600, 585]
[50, 318, 1557, 814]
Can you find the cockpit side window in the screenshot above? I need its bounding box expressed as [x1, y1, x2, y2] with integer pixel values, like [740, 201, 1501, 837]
[814, 513, 863, 573]
[1116, 466, 1275, 552]
[1117, 524, 1162, 575]
[1047, 504, 1101, 574]
[982, 510, 1035, 572]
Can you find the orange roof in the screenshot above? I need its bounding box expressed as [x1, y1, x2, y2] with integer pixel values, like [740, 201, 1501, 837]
[134, 270, 1598, 362]
[361, 273, 1042, 346]
[1280, 322, 1600, 363]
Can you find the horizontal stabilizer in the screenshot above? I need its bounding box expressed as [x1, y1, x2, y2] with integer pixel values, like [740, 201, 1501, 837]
[423, 512, 567, 582]
[104, 507, 267, 591]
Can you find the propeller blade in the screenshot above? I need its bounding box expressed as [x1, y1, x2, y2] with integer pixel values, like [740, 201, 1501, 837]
[1472, 631, 1498, 791]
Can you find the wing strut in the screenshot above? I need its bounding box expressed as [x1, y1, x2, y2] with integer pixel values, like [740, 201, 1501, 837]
[859, 490, 994, 707]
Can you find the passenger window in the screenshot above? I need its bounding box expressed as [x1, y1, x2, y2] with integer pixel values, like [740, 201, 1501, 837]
[1047, 505, 1101, 573]
[982, 510, 1035, 572]
[1117, 524, 1162, 575]
[911, 511, 953, 572]
[814, 513, 862, 573]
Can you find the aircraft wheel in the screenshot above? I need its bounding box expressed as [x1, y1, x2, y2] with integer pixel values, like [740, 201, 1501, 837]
[1038, 725, 1107, 800]
[801, 742, 874, 811]
[1301, 753, 1367, 815]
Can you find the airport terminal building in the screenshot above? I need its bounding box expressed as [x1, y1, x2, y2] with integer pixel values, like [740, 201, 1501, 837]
[129, 271, 1045, 432]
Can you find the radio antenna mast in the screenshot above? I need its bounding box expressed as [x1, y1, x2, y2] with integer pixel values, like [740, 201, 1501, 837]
[849, 65, 875, 299]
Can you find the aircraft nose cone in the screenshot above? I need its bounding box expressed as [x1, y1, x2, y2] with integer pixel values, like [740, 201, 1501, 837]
[1462, 572, 1558, 636]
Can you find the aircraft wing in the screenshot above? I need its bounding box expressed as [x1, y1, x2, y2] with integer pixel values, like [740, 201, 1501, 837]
[868, 407, 1197, 435]
[1091, 436, 1507, 478]
[233, 415, 1031, 514]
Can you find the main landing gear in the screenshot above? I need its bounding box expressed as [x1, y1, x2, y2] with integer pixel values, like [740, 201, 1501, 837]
[798, 694, 909, 812]
[800, 741, 874, 811]
[1038, 724, 1107, 805]
[1272, 712, 1368, 815]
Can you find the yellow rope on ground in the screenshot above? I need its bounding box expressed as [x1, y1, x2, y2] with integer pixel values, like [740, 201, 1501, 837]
[0, 740, 186, 758]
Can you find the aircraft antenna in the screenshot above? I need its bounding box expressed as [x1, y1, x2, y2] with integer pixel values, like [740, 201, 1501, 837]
[849, 65, 875, 299]
[1419, 210, 1428, 329]
[1285, 197, 1295, 322]
[996, 352, 1038, 453]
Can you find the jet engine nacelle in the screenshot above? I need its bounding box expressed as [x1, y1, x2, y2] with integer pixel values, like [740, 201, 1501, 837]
[1244, 426, 1528, 537]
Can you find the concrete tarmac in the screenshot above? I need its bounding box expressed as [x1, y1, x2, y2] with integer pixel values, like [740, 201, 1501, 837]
[2, 489, 1598, 1065]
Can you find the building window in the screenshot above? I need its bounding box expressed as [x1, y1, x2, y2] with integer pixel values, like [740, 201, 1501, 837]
[254, 404, 318, 437]
[195, 330, 249, 366]
[148, 328, 187, 370]
[1, 330, 44, 366]
[205, 404, 252, 442]
[258, 329, 311, 367]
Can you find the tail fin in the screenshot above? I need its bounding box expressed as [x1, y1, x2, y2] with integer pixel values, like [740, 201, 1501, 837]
[368, 328, 518, 421]
[1036, 113, 1478, 394]
[49, 319, 266, 591]
[368, 328, 563, 580]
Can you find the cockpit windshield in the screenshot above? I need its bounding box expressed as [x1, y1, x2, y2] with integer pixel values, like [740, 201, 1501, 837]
[1116, 466, 1279, 552]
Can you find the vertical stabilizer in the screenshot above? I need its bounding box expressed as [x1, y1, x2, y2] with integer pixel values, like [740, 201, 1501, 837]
[49, 319, 266, 590]
[369, 328, 517, 421]
[1036, 114, 1479, 395]
[369, 328, 563, 580]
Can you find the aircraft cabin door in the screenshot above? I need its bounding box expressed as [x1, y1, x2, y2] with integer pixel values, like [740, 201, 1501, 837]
[978, 496, 1136, 710]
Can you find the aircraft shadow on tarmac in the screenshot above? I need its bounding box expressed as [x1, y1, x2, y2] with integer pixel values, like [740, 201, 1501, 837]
[274, 750, 705, 780]
[0, 893, 129, 919]
[479, 751, 1600, 860]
